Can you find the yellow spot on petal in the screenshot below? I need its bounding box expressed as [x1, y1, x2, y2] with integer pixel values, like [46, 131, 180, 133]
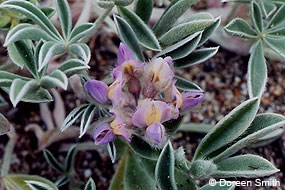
[145, 103, 162, 125]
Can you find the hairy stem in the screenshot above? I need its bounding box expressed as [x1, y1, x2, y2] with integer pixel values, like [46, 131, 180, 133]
[1, 132, 17, 176]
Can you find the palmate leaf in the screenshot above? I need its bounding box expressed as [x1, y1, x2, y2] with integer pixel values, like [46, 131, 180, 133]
[43, 149, 64, 173]
[0, 0, 62, 40]
[68, 23, 95, 43]
[213, 154, 279, 178]
[266, 4, 285, 29]
[156, 32, 202, 60]
[38, 41, 66, 71]
[61, 104, 89, 131]
[174, 47, 219, 69]
[69, 43, 91, 63]
[3, 175, 58, 190]
[134, 0, 153, 23]
[114, 15, 144, 61]
[57, 59, 90, 77]
[224, 18, 257, 39]
[174, 76, 203, 92]
[124, 152, 157, 190]
[199, 17, 221, 46]
[40, 69, 68, 90]
[248, 41, 267, 98]
[21, 87, 53, 103]
[0, 71, 29, 87]
[64, 145, 77, 173]
[212, 113, 285, 161]
[79, 104, 96, 138]
[0, 113, 10, 135]
[264, 36, 285, 57]
[8, 40, 38, 77]
[153, 0, 198, 37]
[9, 79, 38, 107]
[55, 0, 72, 39]
[84, 178, 96, 190]
[159, 19, 215, 46]
[118, 6, 161, 51]
[4, 23, 55, 46]
[193, 98, 259, 160]
[251, 1, 263, 33]
[155, 141, 177, 190]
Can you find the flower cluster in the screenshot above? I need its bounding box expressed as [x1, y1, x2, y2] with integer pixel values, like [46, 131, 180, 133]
[84, 43, 204, 145]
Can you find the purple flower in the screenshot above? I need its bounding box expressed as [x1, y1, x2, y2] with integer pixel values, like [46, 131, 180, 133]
[118, 43, 135, 65]
[180, 92, 204, 111]
[84, 80, 108, 104]
[93, 114, 131, 145]
[132, 100, 172, 128]
[93, 123, 115, 145]
[146, 121, 165, 144]
[107, 76, 123, 106]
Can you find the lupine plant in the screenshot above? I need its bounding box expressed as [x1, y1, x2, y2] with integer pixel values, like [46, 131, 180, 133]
[0, 0, 284, 190]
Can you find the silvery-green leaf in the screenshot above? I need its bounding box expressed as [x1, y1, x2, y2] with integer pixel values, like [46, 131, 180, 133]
[178, 123, 213, 133]
[0, 71, 29, 87]
[190, 160, 217, 178]
[0, 15, 10, 28]
[107, 142, 117, 164]
[213, 154, 279, 178]
[224, 18, 257, 39]
[9, 79, 38, 107]
[8, 40, 37, 77]
[79, 105, 96, 138]
[68, 23, 95, 43]
[264, 36, 285, 57]
[69, 43, 91, 63]
[175, 169, 198, 190]
[266, 4, 285, 29]
[174, 47, 219, 68]
[0, 0, 61, 40]
[134, 0, 153, 23]
[64, 145, 76, 172]
[159, 19, 215, 46]
[0, 113, 10, 135]
[178, 12, 214, 24]
[55, 0, 72, 39]
[164, 116, 184, 135]
[114, 15, 144, 61]
[84, 178, 96, 190]
[41, 69, 68, 90]
[109, 152, 128, 190]
[251, 1, 263, 33]
[153, 0, 198, 37]
[41, 7, 56, 18]
[267, 27, 285, 37]
[174, 76, 203, 92]
[155, 32, 201, 59]
[4, 24, 55, 47]
[124, 152, 157, 190]
[200, 182, 235, 190]
[155, 141, 177, 190]
[199, 17, 221, 46]
[21, 87, 53, 103]
[128, 135, 160, 160]
[212, 113, 285, 161]
[118, 6, 160, 51]
[248, 41, 267, 98]
[57, 59, 89, 77]
[55, 176, 69, 188]
[3, 175, 58, 190]
[61, 104, 89, 131]
[193, 98, 259, 160]
[158, 32, 202, 60]
[43, 149, 64, 173]
[261, 1, 276, 18]
[38, 41, 66, 71]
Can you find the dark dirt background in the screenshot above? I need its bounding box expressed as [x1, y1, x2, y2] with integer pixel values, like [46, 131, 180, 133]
[0, 1, 285, 190]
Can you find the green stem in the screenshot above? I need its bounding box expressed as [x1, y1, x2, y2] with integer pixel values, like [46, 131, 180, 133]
[1, 133, 17, 176]
[82, 5, 114, 43]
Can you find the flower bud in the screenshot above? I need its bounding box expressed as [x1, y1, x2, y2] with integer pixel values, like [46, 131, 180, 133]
[84, 80, 108, 104]
[181, 92, 204, 111]
[146, 121, 165, 144]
